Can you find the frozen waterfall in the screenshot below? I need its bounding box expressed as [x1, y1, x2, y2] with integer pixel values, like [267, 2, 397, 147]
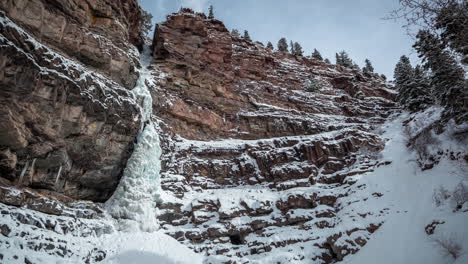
[106, 46, 161, 232]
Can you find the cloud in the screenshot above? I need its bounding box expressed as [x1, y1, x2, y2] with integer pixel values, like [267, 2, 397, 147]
[179, 0, 209, 12]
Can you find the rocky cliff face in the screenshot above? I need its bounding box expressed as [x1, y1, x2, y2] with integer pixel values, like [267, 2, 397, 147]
[147, 10, 398, 263]
[0, 0, 144, 202]
[0, 5, 401, 264]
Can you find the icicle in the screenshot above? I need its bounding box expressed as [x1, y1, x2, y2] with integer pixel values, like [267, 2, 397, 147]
[30, 158, 36, 170]
[55, 165, 62, 187]
[17, 160, 29, 186]
[29, 158, 37, 185]
[29, 159, 36, 176]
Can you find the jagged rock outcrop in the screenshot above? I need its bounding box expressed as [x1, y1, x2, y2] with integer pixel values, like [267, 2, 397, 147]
[148, 10, 398, 263]
[0, 0, 144, 202]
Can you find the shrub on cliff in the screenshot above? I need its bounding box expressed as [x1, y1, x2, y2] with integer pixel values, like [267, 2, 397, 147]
[433, 235, 463, 260]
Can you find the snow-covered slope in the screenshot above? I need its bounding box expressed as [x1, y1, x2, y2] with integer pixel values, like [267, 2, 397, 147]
[344, 110, 468, 264]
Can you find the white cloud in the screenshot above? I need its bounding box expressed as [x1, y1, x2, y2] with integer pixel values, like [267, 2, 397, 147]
[179, 0, 209, 12]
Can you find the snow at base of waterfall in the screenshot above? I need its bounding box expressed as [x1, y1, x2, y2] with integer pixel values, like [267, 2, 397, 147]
[104, 231, 204, 264]
[0, 200, 203, 264]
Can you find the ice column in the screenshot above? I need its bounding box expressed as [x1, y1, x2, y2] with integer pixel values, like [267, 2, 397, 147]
[106, 46, 161, 232]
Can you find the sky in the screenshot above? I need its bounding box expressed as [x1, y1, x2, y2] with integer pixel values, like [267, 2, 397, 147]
[138, 0, 420, 79]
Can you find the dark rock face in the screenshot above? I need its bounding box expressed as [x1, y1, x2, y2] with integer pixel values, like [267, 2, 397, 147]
[0, 0, 143, 202]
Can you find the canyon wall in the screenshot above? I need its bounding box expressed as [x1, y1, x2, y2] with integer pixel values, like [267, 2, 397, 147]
[0, 5, 401, 264]
[148, 11, 398, 263]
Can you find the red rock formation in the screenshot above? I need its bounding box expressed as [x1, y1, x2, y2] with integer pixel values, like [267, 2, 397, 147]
[151, 11, 395, 141]
[150, 10, 397, 263]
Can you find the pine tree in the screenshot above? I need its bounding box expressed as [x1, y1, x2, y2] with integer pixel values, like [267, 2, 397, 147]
[394, 55, 413, 87]
[434, 2, 468, 64]
[396, 62, 434, 112]
[324, 58, 331, 64]
[243, 30, 252, 42]
[392, 0, 468, 65]
[277, 38, 288, 52]
[413, 30, 466, 114]
[312, 49, 323, 61]
[405, 65, 434, 111]
[389, 1, 468, 118]
[208, 5, 214, 19]
[394, 55, 417, 109]
[266, 41, 274, 50]
[336, 51, 353, 67]
[231, 29, 240, 38]
[363, 59, 374, 74]
[293, 42, 303, 56]
[290, 40, 295, 54]
[342, 51, 353, 68]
